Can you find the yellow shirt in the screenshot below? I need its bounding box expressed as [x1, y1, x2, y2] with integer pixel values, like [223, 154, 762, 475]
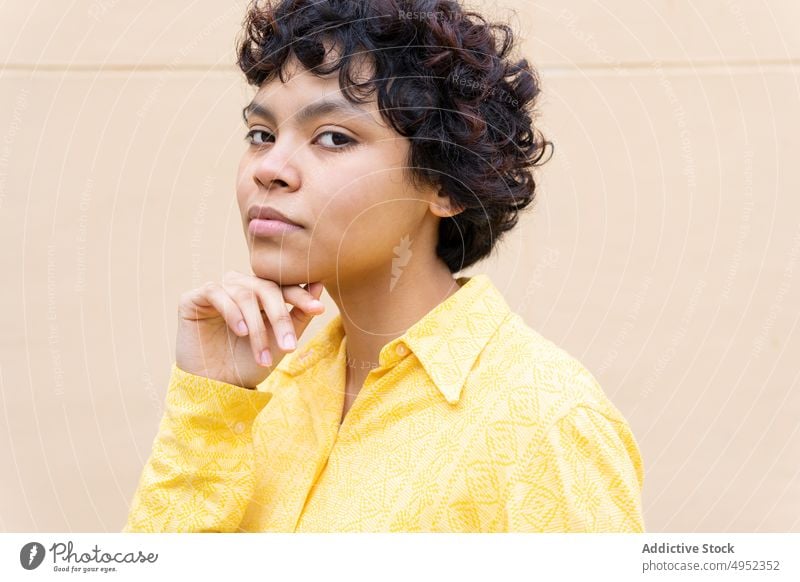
[123, 273, 645, 532]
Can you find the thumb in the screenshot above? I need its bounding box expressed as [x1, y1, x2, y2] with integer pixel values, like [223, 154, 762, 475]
[307, 281, 324, 300]
[290, 281, 326, 337]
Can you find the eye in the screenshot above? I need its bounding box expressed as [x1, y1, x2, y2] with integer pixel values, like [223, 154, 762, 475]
[315, 130, 357, 149]
[244, 129, 273, 146]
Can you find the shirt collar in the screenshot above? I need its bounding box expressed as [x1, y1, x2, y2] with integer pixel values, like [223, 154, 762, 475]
[277, 273, 513, 405]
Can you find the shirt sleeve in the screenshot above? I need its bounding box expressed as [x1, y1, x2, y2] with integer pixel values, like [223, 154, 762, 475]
[122, 363, 273, 533]
[504, 405, 645, 532]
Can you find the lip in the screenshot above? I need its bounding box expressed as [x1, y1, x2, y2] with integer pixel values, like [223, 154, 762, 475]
[248, 218, 303, 237]
[247, 204, 303, 227]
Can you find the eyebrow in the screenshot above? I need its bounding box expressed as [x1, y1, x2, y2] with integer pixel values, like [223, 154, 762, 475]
[241, 97, 375, 127]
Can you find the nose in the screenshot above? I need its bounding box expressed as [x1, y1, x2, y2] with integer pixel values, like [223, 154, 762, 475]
[251, 140, 301, 192]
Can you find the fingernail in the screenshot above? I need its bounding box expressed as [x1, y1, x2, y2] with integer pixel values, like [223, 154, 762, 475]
[260, 349, 272, 366]
[237, 321, 248, 334]
[283, 332, 296, 350]
[309, 300, 323, 308]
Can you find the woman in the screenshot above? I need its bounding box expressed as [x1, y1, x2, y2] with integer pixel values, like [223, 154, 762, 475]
[123, 0, 644, 532]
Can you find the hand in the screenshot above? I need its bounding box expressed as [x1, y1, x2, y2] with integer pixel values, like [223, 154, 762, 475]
[175, 270, 325, 388]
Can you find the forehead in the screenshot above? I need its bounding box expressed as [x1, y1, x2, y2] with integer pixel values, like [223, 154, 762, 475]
[247, 50, 386, 127]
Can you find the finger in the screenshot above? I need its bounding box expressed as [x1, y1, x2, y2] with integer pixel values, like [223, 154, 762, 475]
[198, 284, 249, 337]
[280, 283, 325, 335]
[307, 281, 325, 300]
[287, 294, 325, 339]
[255, 284, 299, 353]
[229, 285, 273, 367]
[280, 284, 325, 315]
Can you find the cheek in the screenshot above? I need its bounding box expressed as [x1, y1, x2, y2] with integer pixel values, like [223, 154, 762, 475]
[235, 160, 254, 208]
[319, 171, 426, 258]
[303, 139, 424, 262]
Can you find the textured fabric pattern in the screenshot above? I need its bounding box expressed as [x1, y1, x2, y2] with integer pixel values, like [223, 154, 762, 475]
[123, 274, 645, 532]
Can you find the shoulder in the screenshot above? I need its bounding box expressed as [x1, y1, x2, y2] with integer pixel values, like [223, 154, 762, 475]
[478, 312, 630, 430]
[485, 314, 644, 489]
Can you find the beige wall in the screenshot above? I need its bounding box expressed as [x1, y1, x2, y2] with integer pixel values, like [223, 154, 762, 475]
[1, 1, 797, 532]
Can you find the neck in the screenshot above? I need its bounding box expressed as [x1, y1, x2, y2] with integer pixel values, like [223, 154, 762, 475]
[323, 256, 461, 381]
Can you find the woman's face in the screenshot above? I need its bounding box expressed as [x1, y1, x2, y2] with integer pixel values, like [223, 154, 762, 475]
[236, 55, 445, 288]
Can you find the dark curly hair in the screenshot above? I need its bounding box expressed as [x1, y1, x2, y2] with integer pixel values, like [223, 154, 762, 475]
[235, 0, 553, 273]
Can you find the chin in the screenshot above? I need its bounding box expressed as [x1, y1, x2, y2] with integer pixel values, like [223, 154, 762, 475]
[249, 255, 320, 286]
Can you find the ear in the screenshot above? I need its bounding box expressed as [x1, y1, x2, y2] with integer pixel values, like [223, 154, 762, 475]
[429, 190, 464, 218]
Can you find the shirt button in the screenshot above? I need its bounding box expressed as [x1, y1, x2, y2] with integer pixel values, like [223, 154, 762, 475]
[395, 343, 408, 356]
[233, 421, 245, 434]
